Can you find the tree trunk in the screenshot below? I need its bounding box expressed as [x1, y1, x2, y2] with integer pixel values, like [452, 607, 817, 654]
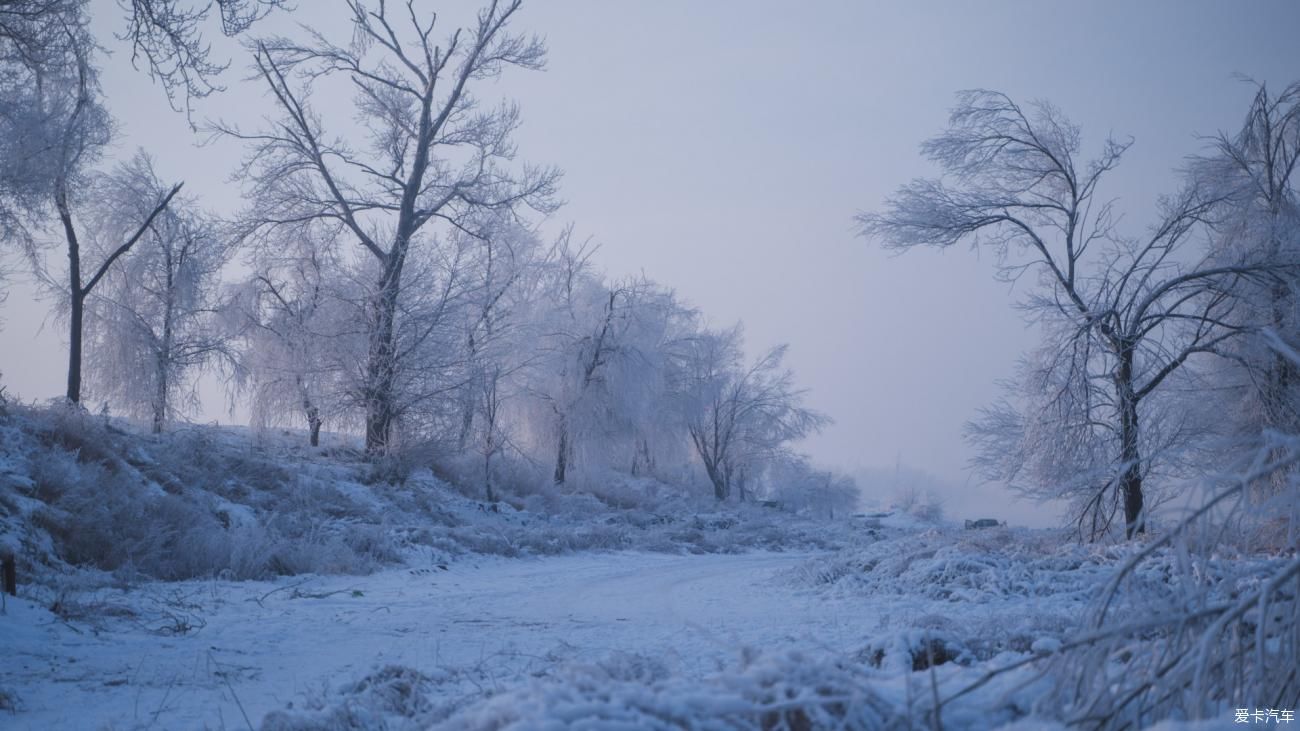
[457, 396, 475, 452]
[484, 451, 496, 503]
[60, 191, 84, 404]
[151, 355, 168, 434]
[1117, 348, 1145, 538]
[153, 284, 174, 435]
[363, 277, 400, 456]
[296, 377, 322, 447]
[705, 460, 728, 501]
[553, 420, 568, 485]
[67, 288, 84, 404]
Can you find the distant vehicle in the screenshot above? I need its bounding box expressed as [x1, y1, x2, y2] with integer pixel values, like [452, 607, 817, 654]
[964, 518, 1004, 529]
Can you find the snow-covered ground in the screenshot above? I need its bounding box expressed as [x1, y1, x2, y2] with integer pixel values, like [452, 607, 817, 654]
[3, 550, 874, 729]
[0, 531, 1129, 730]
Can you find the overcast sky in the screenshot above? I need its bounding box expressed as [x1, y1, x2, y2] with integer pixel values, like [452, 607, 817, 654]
[2, 0, 1298, 524]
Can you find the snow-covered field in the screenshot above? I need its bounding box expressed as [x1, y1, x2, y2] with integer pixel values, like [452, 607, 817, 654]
[4, 551, 849, 729]
[1, 409, 1294, 730]
[0, 528, 1175, 730]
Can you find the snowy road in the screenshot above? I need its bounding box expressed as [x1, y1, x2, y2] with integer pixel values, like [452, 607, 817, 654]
[0, 551, 884, 729]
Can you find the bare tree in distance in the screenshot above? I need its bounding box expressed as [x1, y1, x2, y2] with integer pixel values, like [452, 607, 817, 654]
[680, 326, 829, 502]
[221, 0, 560, 456]
[859, 90, 1277, 539]
[235, 222, 351, 446]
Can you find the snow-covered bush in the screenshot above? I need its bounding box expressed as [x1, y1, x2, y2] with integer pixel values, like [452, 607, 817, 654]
[262, 650, 898, 731]
[1031, 430, 1300, 728]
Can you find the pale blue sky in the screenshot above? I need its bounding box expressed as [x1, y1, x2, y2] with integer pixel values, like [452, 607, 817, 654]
[3, 0, 1298, 523]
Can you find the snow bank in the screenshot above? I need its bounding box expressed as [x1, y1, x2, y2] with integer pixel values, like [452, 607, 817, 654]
[0, 403, 852, 590]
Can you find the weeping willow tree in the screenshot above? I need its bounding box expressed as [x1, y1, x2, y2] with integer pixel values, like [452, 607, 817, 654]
[84, 152, 231, 432]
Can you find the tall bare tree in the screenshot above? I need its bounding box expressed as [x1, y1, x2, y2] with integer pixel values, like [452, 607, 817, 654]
[223, 0, 559, 455]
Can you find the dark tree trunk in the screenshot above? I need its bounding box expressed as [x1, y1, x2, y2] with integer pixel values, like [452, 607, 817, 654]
[705, 461, 728, 501]
[60, 192, 84, 404]
[363, 276, 400, 456]
[152, 285, 173, 435]
[553, 420, 568, 485]
[1117, 347, 1145, 538]
[151, 357, 168, 434]
[296, 377, 323, 447]
[67, 288, 84, 404]
[56, 182, 180, 406]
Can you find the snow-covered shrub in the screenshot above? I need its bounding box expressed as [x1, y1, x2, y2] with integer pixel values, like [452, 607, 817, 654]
[858, 629, 974, 673]
[264, 650, 898, 731]
[1031, 431, 1300, 729]
[791, 526, 1116, 604]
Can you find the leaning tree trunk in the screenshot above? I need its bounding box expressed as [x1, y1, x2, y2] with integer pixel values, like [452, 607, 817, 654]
[1116, 347, 1145, 538]
[59, 191, 85, 404]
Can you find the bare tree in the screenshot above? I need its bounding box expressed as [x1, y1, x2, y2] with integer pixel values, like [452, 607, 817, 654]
[679, 327, 828, 501]
[534, 243, 631, 486]
[222, 0, 559, 456]
[860, 90, 1270, 538]
[84, 152, 231, 432]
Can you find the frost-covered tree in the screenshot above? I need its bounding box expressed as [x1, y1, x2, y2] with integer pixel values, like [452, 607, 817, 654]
[1194, 80, 1300, 443]
[528, 239, 639, 486]
[84, 152, 231, 432]
[860, 90, 1270, 538]
[678, 326, 828, 501]
[237, 223, 351, 446]
[764, 456, 859, 520]
[449, 217, 555, 499]
[222, 0, 559, 456]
